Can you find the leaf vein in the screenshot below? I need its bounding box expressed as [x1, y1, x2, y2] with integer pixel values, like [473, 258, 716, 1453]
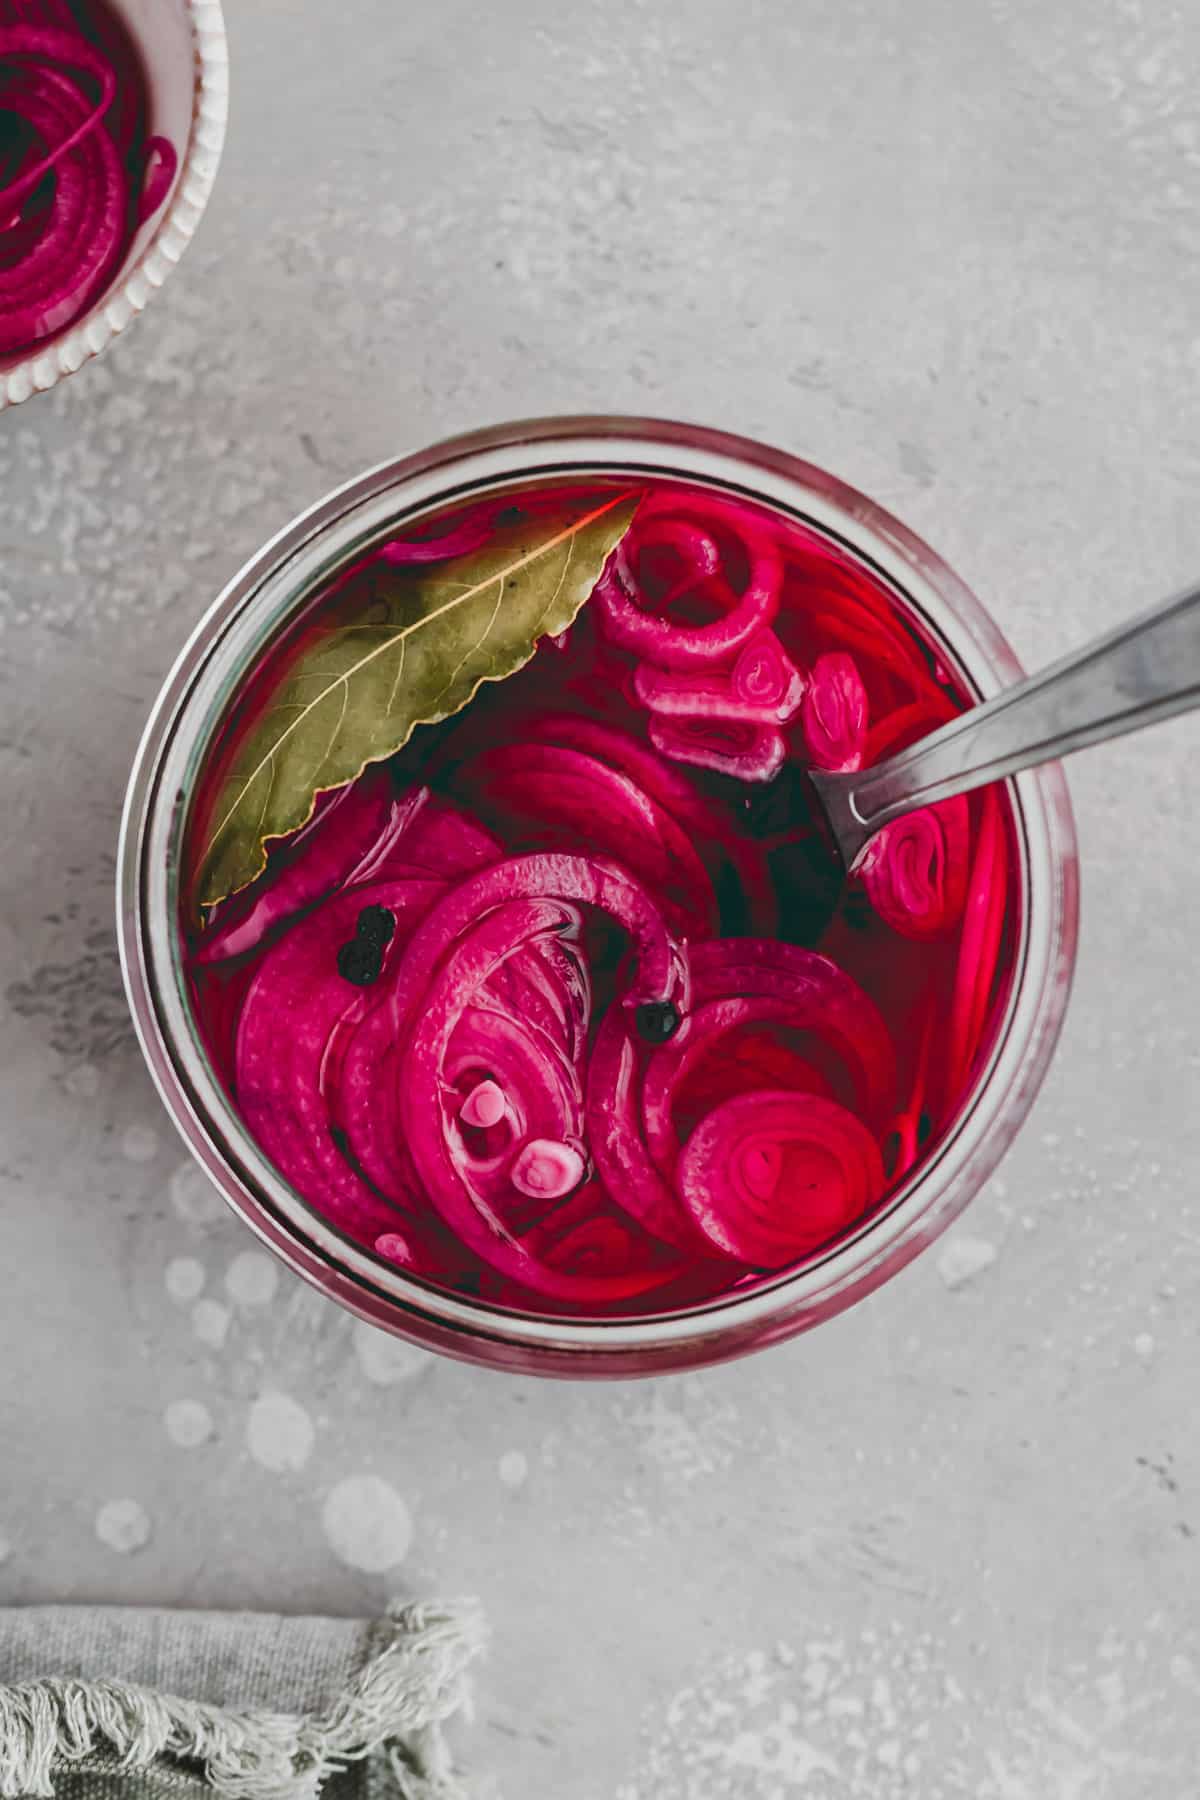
[385, 633, 408, 717]
[428, 572, 506, 714]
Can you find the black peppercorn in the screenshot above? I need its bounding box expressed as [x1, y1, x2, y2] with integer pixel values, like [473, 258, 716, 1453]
[635, 1000, 681, 1044]
[355, 903, 396, 947]
[335, 903, 397, 985]
[336, 939, 383, 986]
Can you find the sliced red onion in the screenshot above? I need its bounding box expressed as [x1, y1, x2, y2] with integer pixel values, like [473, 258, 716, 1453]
[584, 1006, 702, 1249]
[518, 1185, 684, 1299]
[383, 852, 687, 1035]
[360, 788, 501, 884]
[519, 713, 780, 934]
[197, 784, 502, 966]
[321, 493, 600, 611]
[194, 769, 403, 964]
[323, 877, 589, 1241]
[790, 537, 941, 691]
[450, 741, 717, 937]
[641, 992, 889, 1179]
[511, 1138, 586, 1201]
[675, 1090, 884, 1266]
[684, 939, 896, 1116]
[443, 1010, 582, 1219]
[376, 512, 493, 565]
[731, 631, 806, 719]
[444, 989, 584, 1146]
[859, 795, 970, 940]
[667, 1032, 833, 1136]
[947, 789, 1008, 1086]
[864, 693, 959, 764]
[520, 715, 726, 836]
[596, 500, 783, 669]
[316, 503, 503, 609]
[335, 1005, 418, 1207]
[0, 36, 124, 353]
[483, 933, 590, 1067]
[635, 937, 894, 1187]
[800, 651, 868, 772]
[619, 517, 722, 589]
[234, 877, 443, 1242]
[0, 21, 175, 355]
[459, 1078, 506, 1130]
[648, 714, 787, 783]
[342, 898, 580, 1230]
[0, 25, 115, 212]
[340, 785, 441, 886]
[397, 898, 673, 1300]
[633, 638, 804, 727]
[479, 1184, 682, 1304]
[805, 604, 927, 697]
[136, 134, 176, 221]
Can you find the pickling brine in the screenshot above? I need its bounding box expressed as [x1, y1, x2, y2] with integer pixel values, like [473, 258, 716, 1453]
[182, 478, 1017, 1317]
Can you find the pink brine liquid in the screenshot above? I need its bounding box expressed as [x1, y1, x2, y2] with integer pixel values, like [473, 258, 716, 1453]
[182, 479, 1018, 1317]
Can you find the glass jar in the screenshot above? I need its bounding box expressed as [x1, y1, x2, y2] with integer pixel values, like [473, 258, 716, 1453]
[118, 416, 1079, 1377]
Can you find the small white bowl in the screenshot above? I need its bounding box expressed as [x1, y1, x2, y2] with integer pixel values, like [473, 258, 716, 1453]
[0, 0, 228, 412]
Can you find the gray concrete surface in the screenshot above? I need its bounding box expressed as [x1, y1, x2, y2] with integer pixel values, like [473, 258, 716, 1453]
[2, 0, 1200, 1793]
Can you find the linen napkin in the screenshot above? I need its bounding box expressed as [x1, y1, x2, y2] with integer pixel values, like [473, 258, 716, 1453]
[0, 1601, 484, 1800]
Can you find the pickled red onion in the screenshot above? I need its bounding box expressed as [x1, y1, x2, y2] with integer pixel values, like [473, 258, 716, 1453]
[511, 1138, 586, 1201]
[520, 714, 732, 838]
[196, 783, 500, 964]
[460, 1078, 506, 1130]
[515, 1185, 684, 1301]
[684, 939, 896, 1112]
[397, 897, 678, 1301]
[517, 711, 781, 933]
[800, 651, 868, 772]
[634, 634, 804, 727]
[0, 15, 176, 355]
[448, 742, 717, 938]
[234, 877, 443, 1242]
[859, 796, 970, 940]
[195, 771, 405, 964]
[946, 789, 1009, 1085]
[383, 852, 688, 1033]
[0, 26, 114, 214]
[648, 714, 787, 783]
[675, 1090, 884, 1266]
[732, 630, 807, 717]
[584, 1005, 699, 1249]
[596, 498, 783, 668]
[640, 992, 889, 1180]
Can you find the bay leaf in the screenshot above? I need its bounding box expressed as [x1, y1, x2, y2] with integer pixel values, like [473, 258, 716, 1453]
[194, 491, 639, 911]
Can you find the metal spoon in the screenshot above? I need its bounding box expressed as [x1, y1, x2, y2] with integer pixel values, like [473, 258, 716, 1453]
[809, 581, 1200, 870]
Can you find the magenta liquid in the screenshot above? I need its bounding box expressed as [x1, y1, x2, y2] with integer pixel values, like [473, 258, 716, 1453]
[183, 479, 1017, 1318]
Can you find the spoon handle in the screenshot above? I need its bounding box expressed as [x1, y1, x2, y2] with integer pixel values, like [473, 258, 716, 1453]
[816, 580, 1200, 866]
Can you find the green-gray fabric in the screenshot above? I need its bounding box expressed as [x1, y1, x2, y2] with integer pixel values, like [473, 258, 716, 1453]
[0, 1603, 484, 1800]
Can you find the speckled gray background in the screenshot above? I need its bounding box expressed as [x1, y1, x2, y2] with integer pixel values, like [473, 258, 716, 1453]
[2, 0, 1199, 1794]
